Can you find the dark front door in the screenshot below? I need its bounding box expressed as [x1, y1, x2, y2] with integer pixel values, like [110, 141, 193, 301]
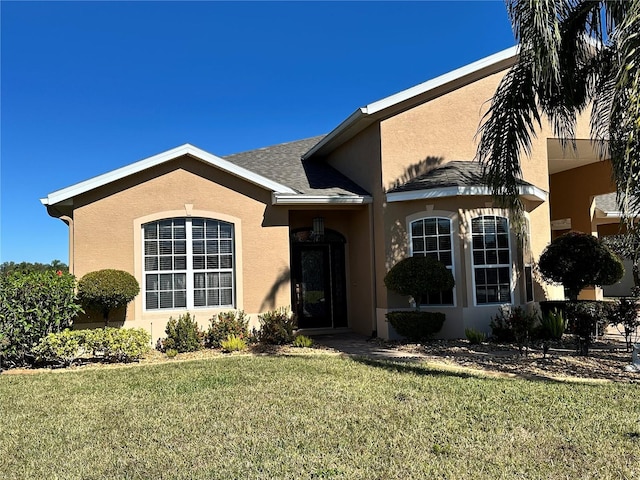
[291, 242, 347, 329]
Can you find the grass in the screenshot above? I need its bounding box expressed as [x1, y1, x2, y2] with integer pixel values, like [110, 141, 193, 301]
[1, 354, 639, 479]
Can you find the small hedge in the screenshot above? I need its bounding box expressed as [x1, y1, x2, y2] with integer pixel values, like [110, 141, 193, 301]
[162, 313, 203, 353]
[34, 328, 151, 366]
[386, 311, 445, 341]
[254, 308, 297, 345]
[206, 311, 249, 348]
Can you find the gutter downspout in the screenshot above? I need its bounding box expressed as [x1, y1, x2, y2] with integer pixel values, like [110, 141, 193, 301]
[368, 202, 378, 338]
[60, 216, 74, 275]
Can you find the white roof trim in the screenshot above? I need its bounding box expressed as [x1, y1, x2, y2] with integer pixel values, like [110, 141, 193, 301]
[304, 46, 518, 160]
[595, 209, 622, 219]
[272, 193, 373, 205]
[386, 184, 547, 203]
[41, 144, 297, 206]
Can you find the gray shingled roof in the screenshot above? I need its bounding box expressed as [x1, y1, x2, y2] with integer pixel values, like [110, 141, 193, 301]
[387, 160, 534, 193]
[594, 192, 619, 213]
[224, 136, 370, 196]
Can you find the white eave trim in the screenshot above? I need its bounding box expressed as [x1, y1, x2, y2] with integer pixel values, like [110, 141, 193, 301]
[303, 46, 518, 160]
[41, 143, 297, 206]
[595, 209, 622, 219]
[272, 193, 373, 205]
[386, 185, 547, 203]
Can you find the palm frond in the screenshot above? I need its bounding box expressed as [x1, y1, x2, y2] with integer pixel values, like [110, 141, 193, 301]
[476, 57, 540, 219]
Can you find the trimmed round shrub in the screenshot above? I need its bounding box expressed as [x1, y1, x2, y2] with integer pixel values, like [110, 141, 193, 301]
[538, 232, 624, 300]
[384, 256, 454, 308]
[77, 269, 140, 326]
[386, 311, 445, 341]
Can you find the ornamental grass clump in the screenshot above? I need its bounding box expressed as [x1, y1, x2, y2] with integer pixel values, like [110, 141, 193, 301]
[220, 334, 247, 353]
[293, 335, 313, 348]
[464, 328, 486, 345]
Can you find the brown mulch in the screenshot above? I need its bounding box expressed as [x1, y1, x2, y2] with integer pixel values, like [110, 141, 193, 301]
[386, 336, 640, 383]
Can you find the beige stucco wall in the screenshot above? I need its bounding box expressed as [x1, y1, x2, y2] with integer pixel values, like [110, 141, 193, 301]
[70, 155, 291, 336]
[368, 65, 598, 337]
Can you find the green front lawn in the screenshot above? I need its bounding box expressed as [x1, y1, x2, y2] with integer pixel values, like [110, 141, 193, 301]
[1, 355, 638, 479]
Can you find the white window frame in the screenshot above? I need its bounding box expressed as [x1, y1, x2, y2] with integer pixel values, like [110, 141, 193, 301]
[470, 215, 513, 306]
[142, 217, 235, 311]
[407, 213, 457, 307]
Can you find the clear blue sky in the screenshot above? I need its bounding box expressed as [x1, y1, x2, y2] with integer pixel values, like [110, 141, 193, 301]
[1, 1, 515, 264]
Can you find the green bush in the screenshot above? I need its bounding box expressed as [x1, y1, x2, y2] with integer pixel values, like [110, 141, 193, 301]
[91, 328, 150, 362]
[34, 328, 150, 365]
[255, 308, 297, 345]
[163, 313, 203, 353]
[490, 307, 539, 354]
[165, 348, 178, 358]
[384, 256, 455, 308]
[538, 232, 624, 300]
[386, 311, 445, 341]
[206, 311, 249, 348]
[293, 335, 314, 348]
[33, 330, 84, 367]
[565, 301, 613, 356]
[464, 328, 486, 345]
[77, 269, 140, 326]
[0, 270, 82, 367]
[539, 309, 566, 340]
[220, 334, 248, 353]
[489, 310, 514, 342]
[609, 297, 640, 352]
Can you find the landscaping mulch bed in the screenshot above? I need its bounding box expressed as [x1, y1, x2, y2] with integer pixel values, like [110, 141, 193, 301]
[3, 335, 639, 383]
[387, 336, 640, 383]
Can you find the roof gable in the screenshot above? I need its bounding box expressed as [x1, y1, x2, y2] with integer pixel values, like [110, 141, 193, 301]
[303, 46, 518, 160]
[41, 144, 297, 206]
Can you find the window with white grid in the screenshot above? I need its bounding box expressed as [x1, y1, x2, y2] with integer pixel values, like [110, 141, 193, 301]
[471, 215, 512, 305]
[143, 218, 234, 310]
[410, 217, 454, 305]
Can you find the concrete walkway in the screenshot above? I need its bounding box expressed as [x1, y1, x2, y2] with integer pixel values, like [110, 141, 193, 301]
[310, 333, 427, 361]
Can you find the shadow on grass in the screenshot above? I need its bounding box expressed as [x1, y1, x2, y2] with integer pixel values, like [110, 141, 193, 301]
[349, 355, 494, 380]
[348, 355, 609, 385]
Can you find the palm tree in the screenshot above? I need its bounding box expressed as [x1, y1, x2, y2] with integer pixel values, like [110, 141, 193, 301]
[477, 0, 640, 225]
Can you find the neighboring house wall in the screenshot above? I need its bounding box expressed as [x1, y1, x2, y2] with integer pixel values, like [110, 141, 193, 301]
[550, 161, 616, 235]
[71, 155, 291, 333]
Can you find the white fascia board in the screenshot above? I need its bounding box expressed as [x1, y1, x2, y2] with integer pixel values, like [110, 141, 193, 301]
[595, 209, 622, 218]
[302, 108, 367, 160]
[365, 46, 518, 114]
[386, 184, 547, 203]
[42, 144, 296, 206]
[303, 46, 518, 160]
[272, 193, 373, 205]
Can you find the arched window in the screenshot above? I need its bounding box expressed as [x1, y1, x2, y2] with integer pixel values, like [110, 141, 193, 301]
[409, 217, 454, 305]
[143, 218, 234, 310]
[471, 215, 511, 305]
